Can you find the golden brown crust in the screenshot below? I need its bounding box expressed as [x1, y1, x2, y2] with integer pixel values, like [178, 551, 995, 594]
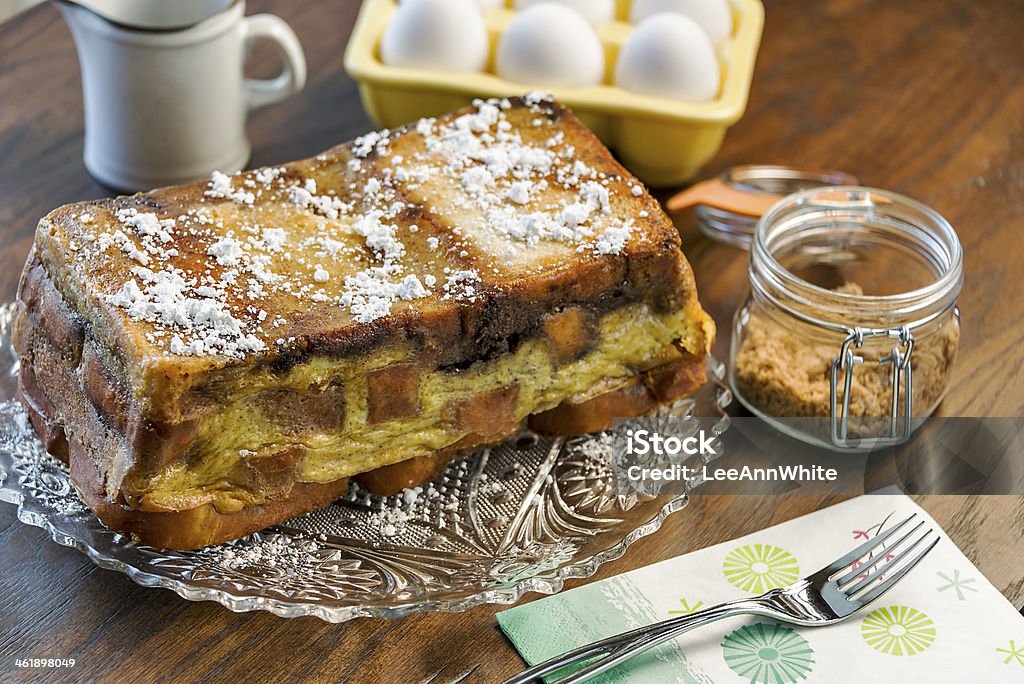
[16, 319, 351, 549]
[366, 362, 419, 424]
[18, 362, 69, 463]
[353, 452, 450, 496]
[15, 97, 715, 549]
[29, 98, 704, 422]
[528, 353, 706, 436]
[443, 385, 521, 441]
[68, 436, 350, 551]
[543, 307, 599, 365]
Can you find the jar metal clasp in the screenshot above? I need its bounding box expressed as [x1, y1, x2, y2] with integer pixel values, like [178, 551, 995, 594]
[829, 326, 915, 448]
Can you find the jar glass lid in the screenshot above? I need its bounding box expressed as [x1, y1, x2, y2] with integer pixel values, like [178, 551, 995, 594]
[667, 164, 860, 248]
[750, 186, 964, 333]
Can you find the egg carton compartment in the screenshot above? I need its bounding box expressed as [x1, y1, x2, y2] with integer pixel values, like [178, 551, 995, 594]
[344, 0, 763, 187]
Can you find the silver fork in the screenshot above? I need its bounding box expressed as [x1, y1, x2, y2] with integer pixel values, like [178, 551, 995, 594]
[503, 513, 938, 684]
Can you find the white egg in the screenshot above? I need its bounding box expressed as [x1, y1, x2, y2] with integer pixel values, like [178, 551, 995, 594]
[401, 0, 500, 5]
[630, 0, 733, 44]
[497, 3, 605, 87]
[381, 0, 488, 72]
[514, 0, 615, 26]
[615, 14, 720, 101]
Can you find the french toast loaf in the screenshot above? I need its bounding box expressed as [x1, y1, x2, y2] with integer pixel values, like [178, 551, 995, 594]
[14, 95, 714, 549]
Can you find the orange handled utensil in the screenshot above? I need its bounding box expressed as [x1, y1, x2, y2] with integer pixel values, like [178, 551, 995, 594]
[665, 165, 860, 247]
[666, 176, 781, 216]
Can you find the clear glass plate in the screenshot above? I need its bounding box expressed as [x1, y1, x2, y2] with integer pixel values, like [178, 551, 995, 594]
[0, 303, 731, 622]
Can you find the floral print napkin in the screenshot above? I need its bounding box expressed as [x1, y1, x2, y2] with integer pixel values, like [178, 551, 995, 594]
[497, 493, 1024, 683]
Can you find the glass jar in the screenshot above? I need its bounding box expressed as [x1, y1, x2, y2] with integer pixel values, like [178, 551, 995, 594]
[728, 187, 963, 450]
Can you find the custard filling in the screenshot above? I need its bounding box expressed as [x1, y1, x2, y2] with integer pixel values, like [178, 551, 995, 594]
[134, 302, 699, 512]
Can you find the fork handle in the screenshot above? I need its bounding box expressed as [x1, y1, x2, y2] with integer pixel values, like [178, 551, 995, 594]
[502, 597, 773, 684]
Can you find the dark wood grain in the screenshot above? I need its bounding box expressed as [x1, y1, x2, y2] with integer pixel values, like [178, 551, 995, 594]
[1, 0, 1022, 682]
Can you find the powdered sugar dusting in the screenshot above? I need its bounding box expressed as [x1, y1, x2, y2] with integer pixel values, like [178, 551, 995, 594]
[206, 170, 255, 205]
[108, 267, 264, 358]
[442, 269, 481, 302]
[594, 220, 636, 256]
[394, 97, 634, 259]
[69, 95, 651, 358]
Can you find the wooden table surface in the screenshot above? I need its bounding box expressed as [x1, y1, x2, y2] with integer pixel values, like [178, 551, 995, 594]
[1, 0, 1023, 682]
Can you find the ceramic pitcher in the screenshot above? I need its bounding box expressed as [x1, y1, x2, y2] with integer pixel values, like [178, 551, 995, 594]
[56, 0, 306, 192]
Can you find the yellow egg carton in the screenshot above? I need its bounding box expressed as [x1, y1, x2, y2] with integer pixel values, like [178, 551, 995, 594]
[344, 0, 764, 187]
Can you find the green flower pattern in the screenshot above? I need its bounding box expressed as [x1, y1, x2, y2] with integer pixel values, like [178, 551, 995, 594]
[861, 606, 936, 656]
[996, 640, 1024, 667]
[936, 569, 977, 600]
[667, 597, 704, 615]
[723, 544, 799, 594]
[722, 622, 815, 683]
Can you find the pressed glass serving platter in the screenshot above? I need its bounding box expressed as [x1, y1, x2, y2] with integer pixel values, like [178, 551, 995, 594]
[0, 303, 731, 622]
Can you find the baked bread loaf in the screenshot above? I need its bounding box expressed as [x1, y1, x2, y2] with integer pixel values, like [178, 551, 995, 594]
[14, 95, 714, 550]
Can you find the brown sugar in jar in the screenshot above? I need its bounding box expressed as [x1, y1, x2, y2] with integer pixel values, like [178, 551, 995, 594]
[734, 283, 960, 420]
[728, 187, 963, 450]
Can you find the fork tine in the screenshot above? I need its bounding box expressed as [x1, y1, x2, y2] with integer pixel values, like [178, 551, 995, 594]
[841, 528, 933, 597]
[848, 534, 939, 607]
[824, 513, 918, 577]
[836, 519, 926, 589]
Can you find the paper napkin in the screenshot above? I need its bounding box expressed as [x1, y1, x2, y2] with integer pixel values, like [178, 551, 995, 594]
[497, 493, 1024, 683]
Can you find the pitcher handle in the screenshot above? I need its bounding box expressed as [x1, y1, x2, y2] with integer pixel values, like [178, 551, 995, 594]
[243, 14, 307, 111]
